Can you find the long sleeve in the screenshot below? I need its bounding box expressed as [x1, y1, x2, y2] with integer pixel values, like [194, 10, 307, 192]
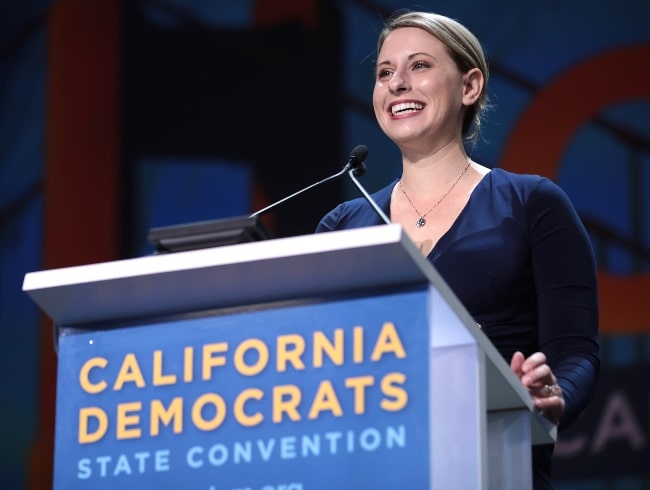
[526, 178, 600, 429]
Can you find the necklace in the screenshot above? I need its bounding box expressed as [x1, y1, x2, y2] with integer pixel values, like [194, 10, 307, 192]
[399, 161, 471, 227]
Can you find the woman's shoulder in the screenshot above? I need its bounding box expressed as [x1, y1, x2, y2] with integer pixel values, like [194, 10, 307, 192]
[488, 167, 567, 202]
[490, 167, 550, 188]
[487, 168, 581, 225]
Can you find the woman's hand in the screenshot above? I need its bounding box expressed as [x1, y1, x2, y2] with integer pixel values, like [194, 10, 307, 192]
[510, 351, 565, 425]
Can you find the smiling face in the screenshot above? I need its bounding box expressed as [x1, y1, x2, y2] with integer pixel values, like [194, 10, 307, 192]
[373, 27, 480, 154]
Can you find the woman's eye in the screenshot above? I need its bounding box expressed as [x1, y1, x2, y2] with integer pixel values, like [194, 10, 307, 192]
[413, 61, 429, 70]
[377, 69, 392, 79]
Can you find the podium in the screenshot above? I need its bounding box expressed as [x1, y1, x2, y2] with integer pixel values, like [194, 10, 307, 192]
[23, 224, 555, 489]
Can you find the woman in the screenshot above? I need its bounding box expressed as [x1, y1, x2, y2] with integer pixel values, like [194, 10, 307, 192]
[316, 11, 599, 489]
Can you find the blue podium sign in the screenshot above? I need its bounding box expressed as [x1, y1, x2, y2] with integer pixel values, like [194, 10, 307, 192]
[54, 288, 432, 489]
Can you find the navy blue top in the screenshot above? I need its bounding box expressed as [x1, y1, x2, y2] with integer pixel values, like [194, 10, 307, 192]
[317, 168, 600, 487]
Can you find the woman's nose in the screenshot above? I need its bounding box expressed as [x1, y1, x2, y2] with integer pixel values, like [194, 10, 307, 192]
[388, 71, 410, 93]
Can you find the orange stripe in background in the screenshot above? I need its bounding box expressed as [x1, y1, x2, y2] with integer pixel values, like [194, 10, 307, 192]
[599, 273, 649, 333]
[30, 1, 122, 488]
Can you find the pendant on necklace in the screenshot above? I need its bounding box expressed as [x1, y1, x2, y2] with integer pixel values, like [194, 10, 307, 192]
[416, 217, 426, 227]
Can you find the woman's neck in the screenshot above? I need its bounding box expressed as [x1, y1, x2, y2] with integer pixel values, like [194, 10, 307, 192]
[398, 140, 471, 197]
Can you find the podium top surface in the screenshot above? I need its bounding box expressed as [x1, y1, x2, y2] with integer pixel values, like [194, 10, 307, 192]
[23, 225, 431, 326]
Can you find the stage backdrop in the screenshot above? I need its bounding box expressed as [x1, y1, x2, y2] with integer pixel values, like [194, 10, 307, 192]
[0, 0, 648, 489]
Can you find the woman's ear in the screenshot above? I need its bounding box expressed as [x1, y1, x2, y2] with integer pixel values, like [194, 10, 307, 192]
[462, 68, 483, 106]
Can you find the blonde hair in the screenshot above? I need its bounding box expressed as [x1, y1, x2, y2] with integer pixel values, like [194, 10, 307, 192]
[377, 11, 490, 144]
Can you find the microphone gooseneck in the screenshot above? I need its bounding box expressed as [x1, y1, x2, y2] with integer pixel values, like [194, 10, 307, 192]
[249, 145, 370, 218]
[344, 145, 391, 224]
[351, 162, 366, 177]
[346, 162, 391, 225]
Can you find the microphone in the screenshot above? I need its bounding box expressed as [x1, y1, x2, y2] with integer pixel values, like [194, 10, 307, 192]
[346, 160, 392, 226]
[342, 144, 368, 174]
[250, 145, 369, 218]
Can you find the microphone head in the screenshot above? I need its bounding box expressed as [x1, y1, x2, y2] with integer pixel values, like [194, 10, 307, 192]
[349, 145, 368, 165]
[343, 145, 368, 173]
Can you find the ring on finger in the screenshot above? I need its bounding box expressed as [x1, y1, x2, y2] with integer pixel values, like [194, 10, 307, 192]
[540, 384, 561, 397]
